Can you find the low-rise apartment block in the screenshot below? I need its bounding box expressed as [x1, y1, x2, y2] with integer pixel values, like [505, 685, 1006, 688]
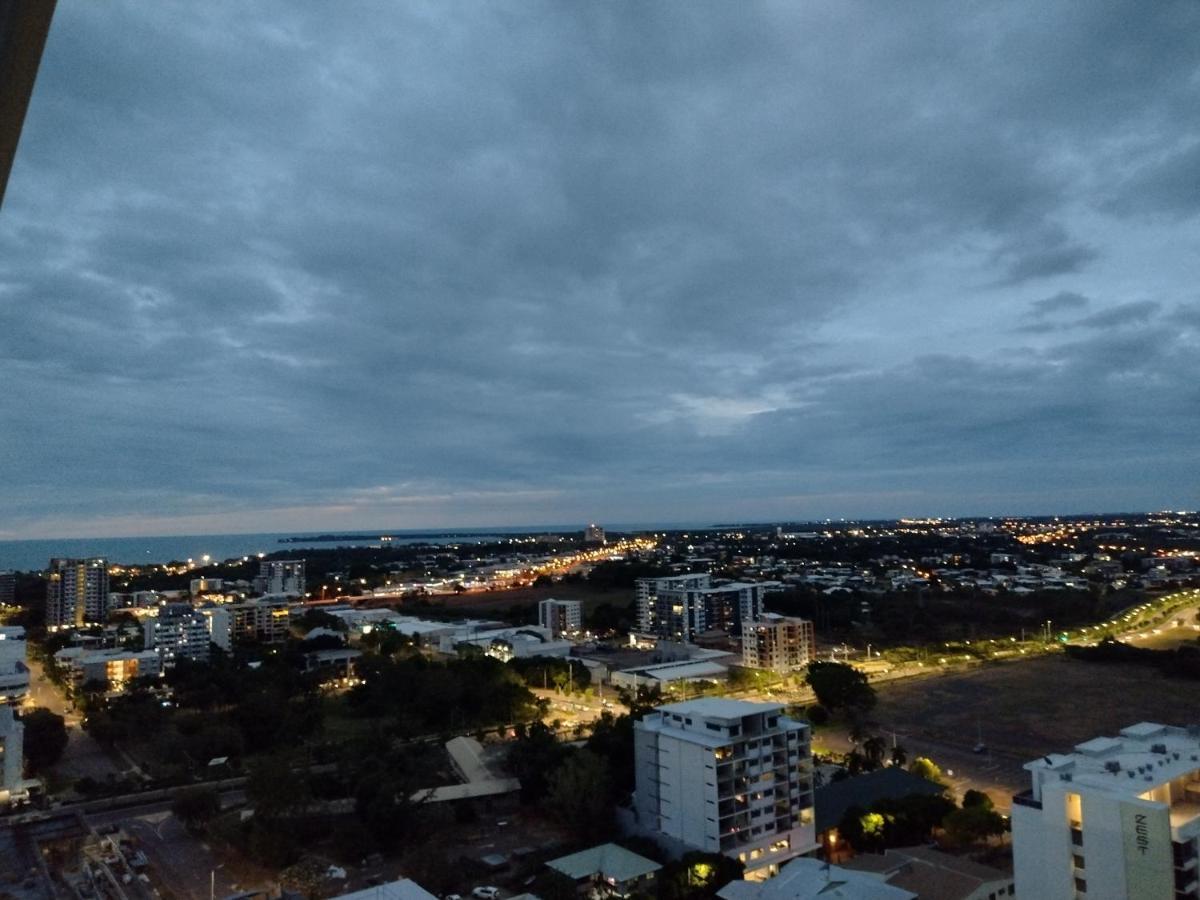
[538, 598, 583, 638]
[53, 647, 162, 692]
[254, 559, 305, 597]
[207, 596, 291, 647]
[143, 603, 212, 664]
[741, 614, 815, 672]
[1012, 721, 1200, 899]
[634, 698, 816, 878]
[636, 574, 774, 642]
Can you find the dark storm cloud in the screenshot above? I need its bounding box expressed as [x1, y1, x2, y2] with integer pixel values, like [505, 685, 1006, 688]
[2, 0, 1199, 536]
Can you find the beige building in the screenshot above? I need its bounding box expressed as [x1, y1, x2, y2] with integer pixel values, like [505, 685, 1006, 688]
[742, 614, 815, 673]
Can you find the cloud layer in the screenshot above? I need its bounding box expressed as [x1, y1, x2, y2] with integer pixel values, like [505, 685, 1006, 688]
[2, 1, 1198, 536]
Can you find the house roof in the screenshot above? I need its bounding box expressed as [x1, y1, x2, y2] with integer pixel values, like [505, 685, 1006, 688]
[815, 767, 945, 833]
[547, 843, 662, 884]
[333, 879, 439, 900]
[841, 847, 1011, 900]
[717, 858, 915, 900]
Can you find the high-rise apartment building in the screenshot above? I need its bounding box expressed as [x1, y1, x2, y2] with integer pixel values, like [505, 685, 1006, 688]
[1012, 721, 1200, 899]
[585, 523, 606, 544]
[538, 598, 583, 638]
[741, 614, 815, 673]
[45, 558, 109, 628]
[636, 574, 771, 642]
[255, 559, 305, 596]
[143, 603, 212, 664]
[0, 704, 24, 804]
[0, 570, 14, 606]
[0, 627, 29, 706]
[634, 698, 816, 879]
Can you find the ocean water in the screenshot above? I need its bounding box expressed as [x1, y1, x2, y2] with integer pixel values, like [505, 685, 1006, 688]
[0, 522, 702, 572]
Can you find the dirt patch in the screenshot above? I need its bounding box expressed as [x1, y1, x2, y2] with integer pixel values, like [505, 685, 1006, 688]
[430, 582, 633, 614]
[871, 655, 1200, 761]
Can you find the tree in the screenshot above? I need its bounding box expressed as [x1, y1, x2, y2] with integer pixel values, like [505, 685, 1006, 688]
[21, 708, 68, 774]
[246, 755, 311, 821]
[942, 804, 1007, 845]
[805, 704, 829, 726]
[908, 756, 944, 784]
[544, 749, 614, 839]
[861, 735, 887, 771]
[804, 662, 876, 713]
[172, 787, 221, 831]
[659, 852, 744, 900]
[962, 789, 994, 810]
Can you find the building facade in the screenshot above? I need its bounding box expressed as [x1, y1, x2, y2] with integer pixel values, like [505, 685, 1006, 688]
[0, 626, 29, 705]
[255, 559, 305, 596]
[538, 598, 583, 638]
[634, 698, 816, 878]
[45, 557, 109, 628]
[0, 570, 14, 606]
[584, 523, 606, 544]
[741, 614, 815, 673]
[0, 704, 23, 804]
[213, 596, 291, 645]
[143, 603, 212, 664]
[1012, 721, 1200, 900]
[636, 574, 772, 642]
[53, 647, 163, 693]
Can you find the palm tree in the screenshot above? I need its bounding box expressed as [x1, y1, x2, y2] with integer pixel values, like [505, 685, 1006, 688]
[862, 735, 887, 770]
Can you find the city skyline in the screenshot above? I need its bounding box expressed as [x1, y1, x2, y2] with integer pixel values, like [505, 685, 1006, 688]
[3, 1, 1199, 539]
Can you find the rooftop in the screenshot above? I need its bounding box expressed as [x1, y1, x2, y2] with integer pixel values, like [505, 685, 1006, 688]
[843, 847, 1011, 900]
[1026, 722, 1200, 799]
[657, 697, 784, 721]
[717, 857, 915, 900]
[547, 843, 662, 884]
[332, 879, 438, 900]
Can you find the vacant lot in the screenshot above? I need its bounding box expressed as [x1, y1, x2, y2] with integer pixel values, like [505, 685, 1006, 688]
[871, 654, 1200, 762]
[439, 580, 633, 614]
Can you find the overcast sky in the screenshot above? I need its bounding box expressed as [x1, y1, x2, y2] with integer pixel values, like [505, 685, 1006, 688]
[2, 1, 1198, 538]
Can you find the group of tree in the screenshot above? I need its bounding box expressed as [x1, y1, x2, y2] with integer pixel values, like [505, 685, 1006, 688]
[507, 656, 592, 693]
[346, 652, 542, 735]
[805, 661, 876, 714]
[1066, 636, 1200, 680]
[837, 786, 1007, 852]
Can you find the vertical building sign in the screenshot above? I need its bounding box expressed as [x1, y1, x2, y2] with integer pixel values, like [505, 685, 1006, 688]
[1120, 802, 1172, 900]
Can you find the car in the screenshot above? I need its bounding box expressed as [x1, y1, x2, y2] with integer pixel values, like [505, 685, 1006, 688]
[972, 742, 987, 754]
[444, 895, 462, 900]
[473, 888, 500, 900]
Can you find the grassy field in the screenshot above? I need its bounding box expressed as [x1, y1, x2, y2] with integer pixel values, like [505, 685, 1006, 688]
[870, 654, 1200, 761]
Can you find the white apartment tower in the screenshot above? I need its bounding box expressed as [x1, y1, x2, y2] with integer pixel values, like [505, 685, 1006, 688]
[0, 627, 29, 705]
[585, 523, 606, 544]
[0, 705, 23, 803]
[634, 698, 816, 878]
[538, 598, 583, 638]
[45, 557, 109, 627]
[256, 559, 305, 596]
[741, 614, 815, 673]
[636, 574, 771, 642]
[143, 603, 212, 664]
[1012, 722, 1200, 900]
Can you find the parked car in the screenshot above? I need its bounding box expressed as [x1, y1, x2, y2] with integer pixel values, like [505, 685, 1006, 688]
[473, 888, 500, 900]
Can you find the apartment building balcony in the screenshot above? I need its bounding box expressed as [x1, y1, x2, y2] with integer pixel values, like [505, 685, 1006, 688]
[1172, 801, 1200, 843]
